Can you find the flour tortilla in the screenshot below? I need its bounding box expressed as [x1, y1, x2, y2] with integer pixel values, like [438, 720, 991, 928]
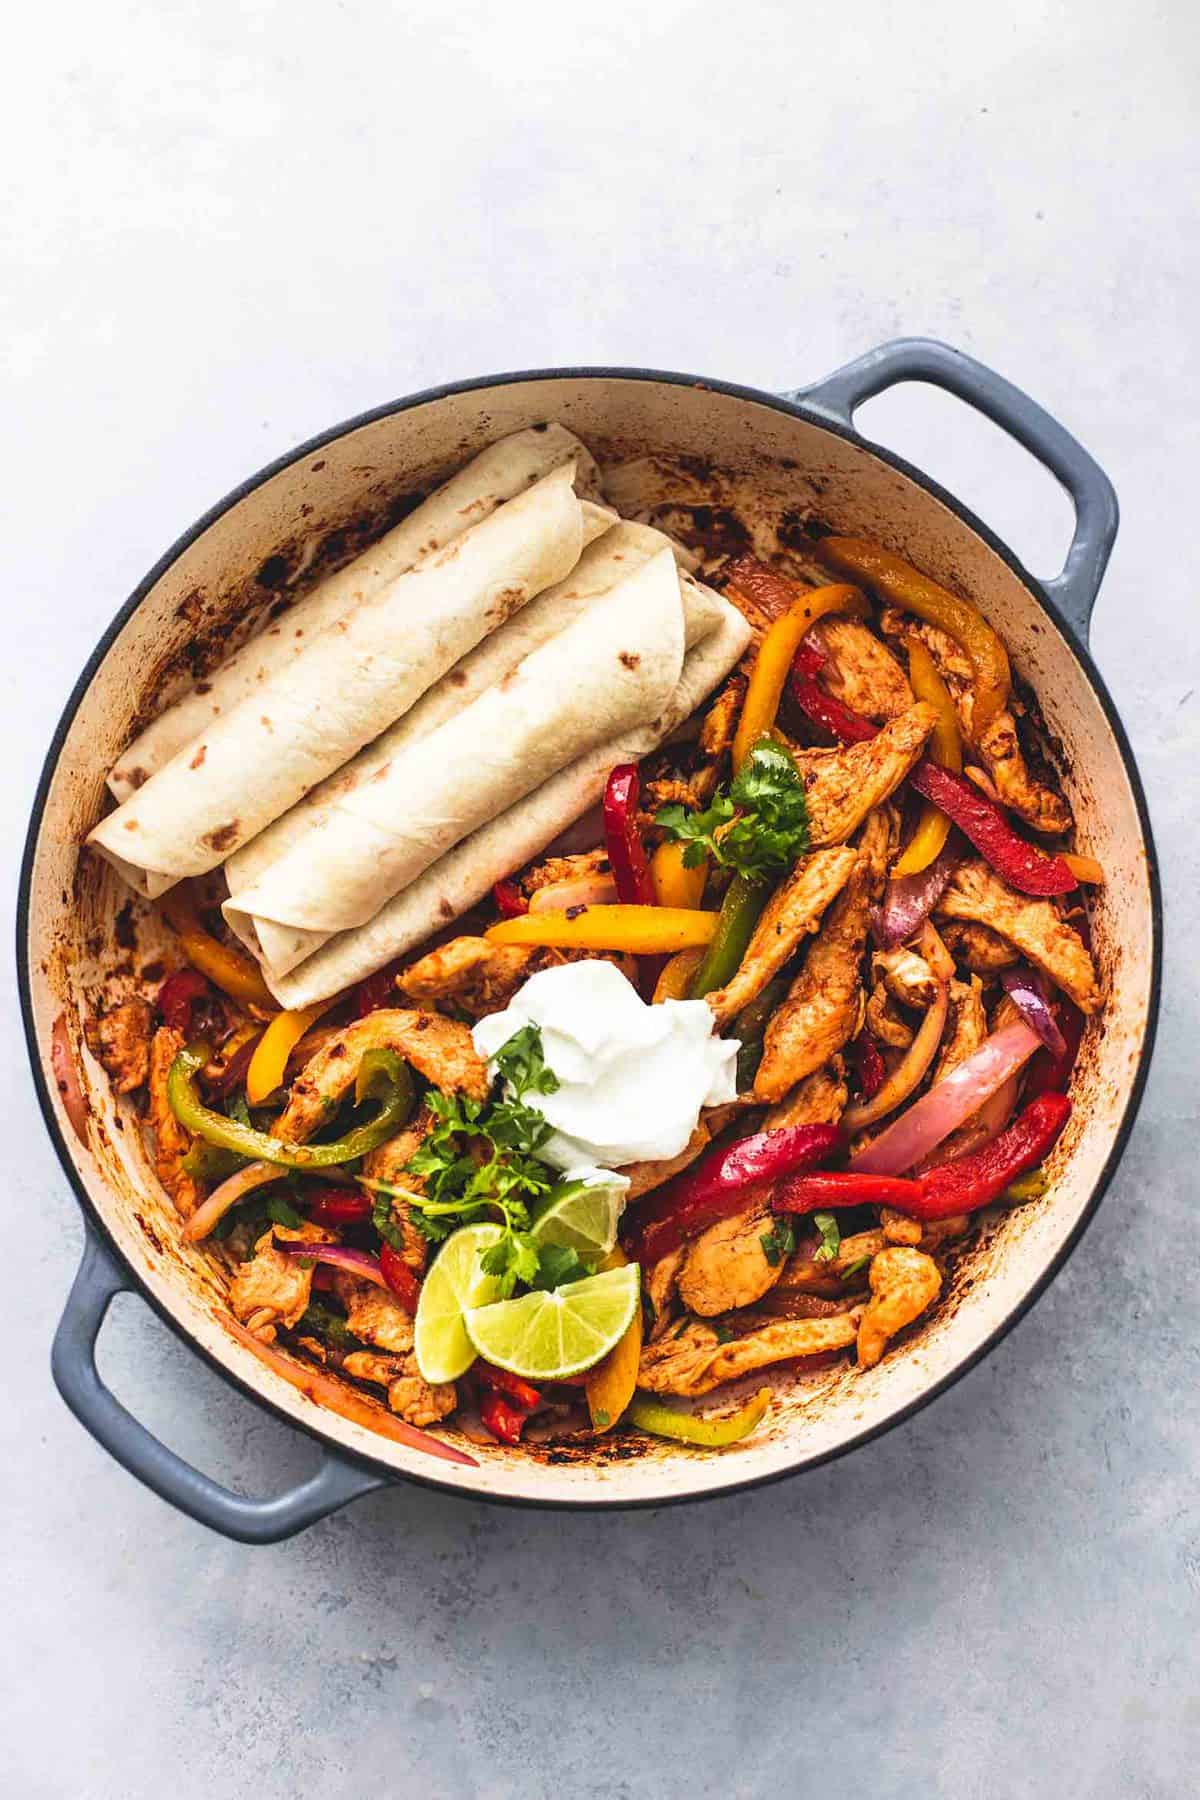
[260, 584, 751, 1008]
[88, 464, 592, 898]
[224, 547, 685, 980]
[107, 424, 604, 801]
[224, 521, 691, 978]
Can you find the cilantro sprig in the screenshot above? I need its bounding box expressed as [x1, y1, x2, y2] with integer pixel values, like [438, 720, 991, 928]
[362, 1024, 585, 1298]
[656, 738, 810, 884]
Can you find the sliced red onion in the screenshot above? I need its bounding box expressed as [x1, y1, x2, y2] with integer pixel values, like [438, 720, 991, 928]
[873, 841, 960, 949]
[843, 982, 949, 1132]
[849, 1021, 1043, 1176]
[182, 1160, 280, 1242]
[283, 1244, 390, 1289]
[1001, 965, 1067, 1058]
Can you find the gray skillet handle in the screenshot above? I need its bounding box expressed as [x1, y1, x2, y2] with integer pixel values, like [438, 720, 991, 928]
[788, 337, 1119, 645]
[52, 1225, 388, 1543]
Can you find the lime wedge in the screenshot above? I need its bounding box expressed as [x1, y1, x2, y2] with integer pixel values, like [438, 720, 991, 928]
[530, 1174, 626, 1260]
[464, 1263, 641, 1382]
[414, 1223, 506, 1385]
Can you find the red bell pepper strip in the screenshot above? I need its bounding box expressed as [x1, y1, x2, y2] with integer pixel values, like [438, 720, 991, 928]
[1023, 1001, 1085, 1102]
[603, 764, 656, 905]
[378, 1243, 423, 1313]
[476, 1361, 542, 1411]
[775, 1093, 1071, 1224]
[628, 1124, 845, 1263]
[304, 1187, 374, 1227]
[355, 962, 402, 1016]
[908, 761, 1076, 897]
[158, 967, 212, 1034]
[772, 1170, 925, 1215]
[479, 1385, 531, 1445]
[492, 879, 529, 918]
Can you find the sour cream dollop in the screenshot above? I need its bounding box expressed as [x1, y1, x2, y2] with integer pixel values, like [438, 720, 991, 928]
[472, 960, 739, 1169]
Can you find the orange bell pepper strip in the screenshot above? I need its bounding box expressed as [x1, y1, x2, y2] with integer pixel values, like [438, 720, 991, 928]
[245, 997, 339, 1104]
[730, 580, 868, 772]
[652, 947, 705, 1003]
[892, 638, 962, 876]
[650, 839, 708, 910]
[1061, 853, 1104, 886]
[160, 884, 276, 1010]
[585, 1247, 643, 1432]
[485, 905, 718, 955]
[818, 536, 1011, 733]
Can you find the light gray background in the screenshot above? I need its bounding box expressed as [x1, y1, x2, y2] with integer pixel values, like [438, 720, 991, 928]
[4, 3, 1197, 1796]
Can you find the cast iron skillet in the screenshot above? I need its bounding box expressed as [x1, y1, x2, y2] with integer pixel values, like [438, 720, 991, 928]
[20, 339, 1161, 1540]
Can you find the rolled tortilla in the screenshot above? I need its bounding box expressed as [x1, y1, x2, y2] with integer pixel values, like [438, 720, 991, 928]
[107, 424, 604, 800]
[224, 521, 690, 978]
[88, 464, 591, 898]
[260, 585, 751, 1008]
[225, 548, 686, 971]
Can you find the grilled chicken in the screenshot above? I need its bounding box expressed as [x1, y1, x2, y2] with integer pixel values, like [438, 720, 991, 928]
[931, 976, 987, 1084]
[754, 809, 895, 1102]
[360, 1106, 436, 1275]
[637, 1311, 861, 1397]
[936, 860, 1101, 1012]
[856, 1247, 942, 1369]
[939, 918, 1019, 974]
[332, 1273, 415, 1352]
[865, 981, 914, 1049]
[698, 675, 746, 760]
[146, 1025, 205, 1217]
[341, 1351, 457, 1427]
[763, 1059, 848, 1131]
[770, 1229, 885, 1300]
[807, 615, 914, 721]
[620, 1120, 711, 1203]
[881, 610, 1072, 835]
[85, 997, 152, 1093]
[874, 946, 938, 1010]
[644, 1246, 687, 1338]
[676, 1199, 780, 1317]
[229, 1223, 332, 1337]
[521, 847, 610, 896]
[792, 702, 937, 846]
[705, 846, 858, 1026]
[276, 1010, 489, 1142]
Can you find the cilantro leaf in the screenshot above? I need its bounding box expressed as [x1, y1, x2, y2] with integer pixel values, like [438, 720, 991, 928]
[840, 1255, 871, 1284]
[656, 738, 809, 883]
[530, 1244, 592, 1291]
[760, 1219, 796, 1267]
[812, 1212, 841, 1264]
[493, 1023, 559, 1099]
[296, 1303, 363, 1352]
[371, 1190, 407, 1253]
[266, 1193, 303, 1229]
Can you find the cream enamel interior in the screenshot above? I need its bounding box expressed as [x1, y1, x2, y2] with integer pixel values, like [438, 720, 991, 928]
[24, 375, 1155, 1506]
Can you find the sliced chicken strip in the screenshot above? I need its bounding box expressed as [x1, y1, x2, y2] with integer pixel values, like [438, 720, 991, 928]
[332, 1273, 416, 1351]
[754, 810, 895, 1102]
[792, 703, 937, 847]
[676, 1199, 780, 1318]
[936, 860, 1101, 1012]
[341, 1351, 457, 1427]
[763, 1059, 848, 1131]
[146, 1026, 205, 1218]
[931, 976, 987, 1084]
[705, 846, 858, 1027]
[880, 609, 1072, 835]
[856, 1247, 942, 1370]
[940, 918, 1019, 975]
[360, 1105, 436, 1274]
[637, 1311, 861, 1397]
[807, 615, 914, 721]
[276, 1009, 489, 1142]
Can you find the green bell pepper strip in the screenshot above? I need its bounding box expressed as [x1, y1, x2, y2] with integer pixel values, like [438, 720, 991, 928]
[733, 970, 792, 1089]
[181, 1140, 250, 1182]
[628, 1387, 771, 1448]
[167, 1041, 415, 1169]
[687, 875, 768, 1000]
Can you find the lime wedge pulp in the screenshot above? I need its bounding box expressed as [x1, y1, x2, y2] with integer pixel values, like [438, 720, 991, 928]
[414, 1223, 507, 1385]
[463, 1263, 641, 1382]
[530, 1174, 626, 1261]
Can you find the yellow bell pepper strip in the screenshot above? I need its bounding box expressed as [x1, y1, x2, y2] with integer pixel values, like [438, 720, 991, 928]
[687, 875, 767, 999]
[819, 536, 1011, 733]
[585, 1247, 643, 1432]
[651, 838, 708, 910]
[166, 1041, 414, 1168]
[245, 998, 339, 1105]
[652, 947, 705, 1004]
[485, 905, 718, 955]
[160, 883, 277, 1010]
[731, 580, 868, 772]
[893, 637, 963, 876]
[628, 1386, 771, 1448]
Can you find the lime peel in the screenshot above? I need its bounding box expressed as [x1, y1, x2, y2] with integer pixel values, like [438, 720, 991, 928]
[414, 1223, 506, 1385]
[463, 1264, 640, 1382]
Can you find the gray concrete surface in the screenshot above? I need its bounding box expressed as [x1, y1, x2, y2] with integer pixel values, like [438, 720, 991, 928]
[4, 3, 1197, 1795]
